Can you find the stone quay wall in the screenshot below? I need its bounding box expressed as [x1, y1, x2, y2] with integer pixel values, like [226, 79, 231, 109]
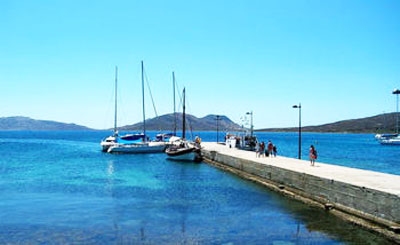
[202, 148, 400, 242]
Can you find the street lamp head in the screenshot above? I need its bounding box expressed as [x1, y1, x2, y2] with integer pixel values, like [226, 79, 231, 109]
[292, 104, 302, 159]
[393, 89, 400, 95]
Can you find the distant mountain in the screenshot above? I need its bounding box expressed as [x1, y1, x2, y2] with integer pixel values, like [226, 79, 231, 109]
[118, 113, 243, 131]
[257, 112, 400, 133]
[2, 112, 398, 133]
[0, 116, 92, 131]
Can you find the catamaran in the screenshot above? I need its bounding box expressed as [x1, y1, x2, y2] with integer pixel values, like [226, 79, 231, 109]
[100, 66, 133, 152]
[101, 62, 166, 153]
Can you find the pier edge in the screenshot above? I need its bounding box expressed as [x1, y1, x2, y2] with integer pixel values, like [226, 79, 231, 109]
[202, 147, 400, 243]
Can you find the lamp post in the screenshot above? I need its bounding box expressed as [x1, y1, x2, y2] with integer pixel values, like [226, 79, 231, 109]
[246, 111, 253, 137]
[292, 104, 302, 159]
[215, 115, 222, 143]
[393, 89, 400, 134]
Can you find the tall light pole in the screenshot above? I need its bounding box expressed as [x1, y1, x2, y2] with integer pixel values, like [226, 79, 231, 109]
[292, 104, 302, 159]
[246, 111, 253, 137]
[215, 115, 222, 143]
[393, 89, 400, 134]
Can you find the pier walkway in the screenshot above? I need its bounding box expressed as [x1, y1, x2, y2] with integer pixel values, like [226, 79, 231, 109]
[200, 142, 400, 242]
[201, 142, 400, 195]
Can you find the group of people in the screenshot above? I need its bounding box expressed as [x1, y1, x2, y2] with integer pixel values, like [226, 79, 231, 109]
[255, 140, 318, 166]
[256, 140, 277, 157]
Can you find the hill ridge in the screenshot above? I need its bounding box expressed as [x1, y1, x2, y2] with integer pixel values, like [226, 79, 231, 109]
[0, 116, 92, 131]
[257, 112, 399, 133]
[118, 113, 242, 131]
[0, 113, 398, 133]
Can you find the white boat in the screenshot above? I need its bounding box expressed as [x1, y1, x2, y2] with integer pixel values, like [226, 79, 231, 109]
[166, 136, 201, 161]
[376, 89, 400, 145]
[375, 133, 397, 140]
[101, 134, 118, 152]
[106, 141, 166, 153]
[224, 132, 258, 151]
[101, 62, 167, 153]
[165, 88, 202, 162]
[377, 134, 400, 145]
[100, 66, 128, 152]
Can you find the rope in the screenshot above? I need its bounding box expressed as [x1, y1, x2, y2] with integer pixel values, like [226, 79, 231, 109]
[143, 67, 159, 118]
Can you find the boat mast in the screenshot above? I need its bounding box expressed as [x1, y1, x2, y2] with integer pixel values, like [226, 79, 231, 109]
[141, 61, 146, 142]
[114, 66, 118, 135]
[173, 72, 177, 136]
[182, 87, 186, 140]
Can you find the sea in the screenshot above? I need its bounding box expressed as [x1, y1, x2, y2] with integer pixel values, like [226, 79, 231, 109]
[0, 130, 398, 244]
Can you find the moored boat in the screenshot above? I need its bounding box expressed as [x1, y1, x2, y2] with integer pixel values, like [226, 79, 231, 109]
[101, 62, 167, 153]
[377, 134, 400, 145]
[166, 136, 202, 161]
[106, 141, 166, 153]
[100, 66, 133, 152]
[165, 88, 202, 162]
[375, 89, 400, 145]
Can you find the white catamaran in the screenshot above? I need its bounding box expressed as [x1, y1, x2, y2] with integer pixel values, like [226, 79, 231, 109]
[101, 62, 166, 153]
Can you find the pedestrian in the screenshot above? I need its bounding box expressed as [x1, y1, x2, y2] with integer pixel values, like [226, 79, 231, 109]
[195, 135, 201, 147]
[309, 145, 317, 166]
[272, 145, 277, 157]
[256, 141, 265, 157]
[267, 140, 274, 157]
[257, 141, 265, 157]
[260, 141, 265, 156]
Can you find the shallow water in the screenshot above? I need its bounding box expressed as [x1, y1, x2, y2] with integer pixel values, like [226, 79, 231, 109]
[0, 131, 394, 244]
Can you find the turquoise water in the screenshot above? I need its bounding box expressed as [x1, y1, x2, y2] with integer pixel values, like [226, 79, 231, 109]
[0, 131, 394, 244]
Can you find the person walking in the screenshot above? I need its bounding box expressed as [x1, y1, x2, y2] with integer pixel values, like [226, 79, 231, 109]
[309, 145, 317, 166]
[259, 141, 265, 157]
[255, 142, 260, 157]
[267, 140, 274, 157]
[272, 145, 277, 157]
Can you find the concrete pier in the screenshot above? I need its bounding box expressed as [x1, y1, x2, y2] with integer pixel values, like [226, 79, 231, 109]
[201, 142, 400, 242]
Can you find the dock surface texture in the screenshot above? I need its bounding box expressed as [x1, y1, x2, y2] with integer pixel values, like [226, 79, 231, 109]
[201, 142, 400, 243]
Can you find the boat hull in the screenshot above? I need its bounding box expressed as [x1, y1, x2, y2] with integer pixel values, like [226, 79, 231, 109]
[107, 142, 166, 153]
[376, 134, 400, 145]
[100, 136, 118, 152]
[166, 147, 202, 162]
[378, 138, 400, 145]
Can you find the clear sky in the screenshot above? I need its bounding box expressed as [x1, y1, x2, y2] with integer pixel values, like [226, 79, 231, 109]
[1, 0, 400, 130]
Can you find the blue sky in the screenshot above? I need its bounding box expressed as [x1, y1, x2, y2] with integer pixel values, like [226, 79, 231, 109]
[1, 0, 399, 130]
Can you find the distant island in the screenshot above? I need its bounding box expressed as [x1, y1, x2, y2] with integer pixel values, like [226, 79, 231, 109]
[0, 112, 398, 133]
[0, 116, 92, 131]
[118, 113, 242, 132]
[257, 112, 399, 134]
[0, 114, 242, 132]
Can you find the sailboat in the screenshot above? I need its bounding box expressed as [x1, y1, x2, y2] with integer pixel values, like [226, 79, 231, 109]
[376, 89, 400, 145]
[165, 87, 202, 161]
[376, 134, 400, 145]
[100, 66, 134, 152]
[101, 63, 166, 153]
